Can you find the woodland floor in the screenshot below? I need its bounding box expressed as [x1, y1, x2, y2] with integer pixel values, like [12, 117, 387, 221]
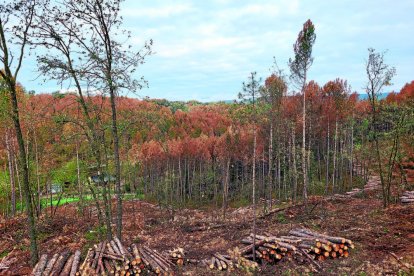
[1, 193, 414, 275]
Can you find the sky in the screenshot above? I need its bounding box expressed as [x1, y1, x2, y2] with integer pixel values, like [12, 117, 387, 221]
[17, 0, 414, 102]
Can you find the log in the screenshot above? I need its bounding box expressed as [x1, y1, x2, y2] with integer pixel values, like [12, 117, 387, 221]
[80, 249, 94, 275]
[61, 254, 74, 276]
[138, 246, 162, 274]
[70, 250, 81, 276]
[103, 259, 115, 275]
[110, 240, 122, 256]
[142, 246, 172, 272]
[292, 228, 353, 247]
[43, 253, 59, 276]
[32, 254, 48, 276]
[51, 252, 70, 276]
[131, 244, 140, 260]
[91, 242, 104, 270]
[401, 198, 414, 203]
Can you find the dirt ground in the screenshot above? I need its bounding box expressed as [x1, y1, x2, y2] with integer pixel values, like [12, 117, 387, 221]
[1, 194, 413, 275]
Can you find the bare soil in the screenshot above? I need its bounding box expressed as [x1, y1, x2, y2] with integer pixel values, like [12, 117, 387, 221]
[1, 195, 413, 275]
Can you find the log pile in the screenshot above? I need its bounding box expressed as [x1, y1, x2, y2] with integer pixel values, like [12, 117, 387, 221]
[365, 175, 381, 191]
[78, 237, 135, 275]
[166, 248, 198, 266]
[239, 228, 353, 266]
[31, 238, 176, 276]
[400, 191, 414, 204]
[205, 247, 260, 272]
[203, 253, 235, 271]
[134, 245, 175, 275]
[31, 228, 353, 275]
[286, 228, 353, 260]
[31, 250, 81, 276]
[344, 188, 363, 197]
[167, 248, 184, 266]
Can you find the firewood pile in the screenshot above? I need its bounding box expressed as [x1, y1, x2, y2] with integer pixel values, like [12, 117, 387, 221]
[31, 250, 81, 276]
[400, 191, 414, 204]
[166, 248, 198, 266]
[205, 228, 354, 272]
[239, 228, 353, 266]
[32, 228, 354, 275]
[203, 253, 235, 271]
[344, 188, 363, 197]
[31, 237, 176, 276]
[365, 175, 381, 191]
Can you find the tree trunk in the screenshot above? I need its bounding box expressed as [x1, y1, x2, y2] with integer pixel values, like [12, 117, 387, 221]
[10, 81, 38, 264]
[5, 129, 16, 216]
[252, 120, 257, 261]
[325, 121, 330, 194]
[302, 81, 308, 200]
[108, 88, 123, 240]
[332, 120, 338, 193]
[291, 125, 298, 202]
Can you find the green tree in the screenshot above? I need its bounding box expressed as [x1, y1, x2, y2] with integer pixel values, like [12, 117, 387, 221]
[0, 0, 40, 264]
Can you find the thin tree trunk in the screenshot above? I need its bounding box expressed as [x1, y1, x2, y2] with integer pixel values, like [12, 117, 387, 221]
[10, 83, 38, 264]
[5, 129, 16, 216]
[76, 144, 83, 215]
[325, 121, 330, 194]
[34, 131, 41, 216]
[332, 119, 338, 193]
[292, 125, 298, 202]
[302, 79, 308, 199]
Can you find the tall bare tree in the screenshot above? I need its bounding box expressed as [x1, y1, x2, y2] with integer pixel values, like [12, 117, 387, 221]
[0, 0, 40, 264]
[289, 19, 316, 200]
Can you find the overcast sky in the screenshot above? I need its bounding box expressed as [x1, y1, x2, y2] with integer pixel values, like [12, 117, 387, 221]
[17, 0, 414, 102]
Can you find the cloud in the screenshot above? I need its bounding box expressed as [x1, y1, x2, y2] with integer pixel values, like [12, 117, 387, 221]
[121, 3, 194, 18]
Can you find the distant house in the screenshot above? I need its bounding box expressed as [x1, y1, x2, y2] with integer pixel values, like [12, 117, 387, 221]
[89, 173, 116, 185]
[49, 183, 62, 194]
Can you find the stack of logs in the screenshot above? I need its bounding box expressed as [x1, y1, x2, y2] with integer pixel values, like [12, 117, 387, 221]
[32, 238, 176, 275]
[239, 228, 353, 265]
[401, 191, 414, 204]
[204, 253, 235, 271]
[133, 245, 175, 275]
[32, 228, 353, 274]
[167, 248, 197, 266]
[31, 250, 81, 276]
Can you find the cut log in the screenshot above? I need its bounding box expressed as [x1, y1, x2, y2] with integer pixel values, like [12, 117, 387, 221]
[43, 253, 59, 276]
[51, 252, 70, 276]
[32, 254, 48, 276]
[69, 250, 81, 276]
[61, 254, 74, 276]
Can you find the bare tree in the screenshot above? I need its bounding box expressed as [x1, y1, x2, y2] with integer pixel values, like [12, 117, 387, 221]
[0, 0, 40, 264]
[289, 19, 316, 200]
